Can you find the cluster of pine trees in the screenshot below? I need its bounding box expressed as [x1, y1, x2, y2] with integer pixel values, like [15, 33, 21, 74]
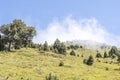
[39, 39, 67, 55]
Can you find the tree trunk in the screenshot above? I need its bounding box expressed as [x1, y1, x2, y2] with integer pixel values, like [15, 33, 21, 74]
[8, 42, 11, 51]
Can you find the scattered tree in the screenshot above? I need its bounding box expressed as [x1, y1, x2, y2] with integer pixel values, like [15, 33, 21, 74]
[96, 53, 102, 58]
[104, 52, 108, 58]
[53, 39, 66, 55]
[43, 41, 49, 51]
[83, 55, 94, 66]
[83, 59, 87, 64]
[86, 55, 94, 65]
[70, 50, 76, 56]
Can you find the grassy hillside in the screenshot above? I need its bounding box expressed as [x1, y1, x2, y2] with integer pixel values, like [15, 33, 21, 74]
[0, 48, 120, 80]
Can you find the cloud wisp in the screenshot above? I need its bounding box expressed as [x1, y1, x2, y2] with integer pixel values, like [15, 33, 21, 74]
[33, 16, 120, 47]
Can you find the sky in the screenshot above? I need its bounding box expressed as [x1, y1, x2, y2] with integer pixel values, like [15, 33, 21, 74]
[0, 0, 120, 46]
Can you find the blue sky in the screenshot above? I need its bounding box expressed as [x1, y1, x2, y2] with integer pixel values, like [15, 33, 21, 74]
[0, 0, 120, 46]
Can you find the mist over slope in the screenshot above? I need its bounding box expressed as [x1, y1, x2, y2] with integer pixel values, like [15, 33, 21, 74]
[33, 16, 120, 47]
[65, 40, 111, 50]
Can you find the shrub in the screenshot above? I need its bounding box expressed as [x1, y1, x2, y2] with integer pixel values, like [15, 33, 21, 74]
[104, 52, 108, 58]
[81, 54, 84, 57]
[96, 59, 101, 62]
[46, 73, 58, 80]
[59, 61, 64, 66]
[83, 59, 87, 64]
[86, 55, 94, 65]
[70, 50, 76, 56]
[105, 67, 109, 71]
[80, 46, 83, 48]
[96, 53, 102, 58]
[117, 57, 120, 63]
[43, 41, 49, 51]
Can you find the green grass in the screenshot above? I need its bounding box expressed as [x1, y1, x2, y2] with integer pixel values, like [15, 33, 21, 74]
[0, 48, 120, 80]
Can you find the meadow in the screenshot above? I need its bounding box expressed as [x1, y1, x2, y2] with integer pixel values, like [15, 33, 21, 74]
[0, 48, 119, 80]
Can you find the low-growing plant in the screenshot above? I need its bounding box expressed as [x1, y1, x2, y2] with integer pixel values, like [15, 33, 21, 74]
[70, 50, 76, 56]
[96, 53, 102, 58]
[86, 55, 94, 65]
[59, 61, 64, 66]
[46, 73, 58, 80]
[83, 55, 94, 66]
[105, 67, 109, 71]
[83, 59, 87, 64]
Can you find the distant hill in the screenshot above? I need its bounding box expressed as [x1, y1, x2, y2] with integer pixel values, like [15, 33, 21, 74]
[65, 40, 111, 51]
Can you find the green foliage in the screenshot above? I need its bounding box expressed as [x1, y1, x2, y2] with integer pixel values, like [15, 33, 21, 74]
[0, 35, 5, 51]
[59, 61, 64, 66]
[69, 45, 79, 50]
[30, 43, 40, 48]
[109, 46, 120, 58]
[0, 48, 119, 79]
[80, 46, 83, 48]
[83, 59, 87, 64]
[53, 39, 66, 55]
[86, 55, 94, 65]
[0, 19, 36, 51]
[104, 52, 108, 58]
[117, 57, 120, 63]
[96, 53, 102, 58]
[43, 41, 49, 51]
[46, 73, 58, 80]
[83, 55, 94, 66]
[70, 50, 76, 56]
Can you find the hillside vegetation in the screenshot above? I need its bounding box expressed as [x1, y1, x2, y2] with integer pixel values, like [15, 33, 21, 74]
[1, 19, 120, 80]
[0, 48, 120, 80]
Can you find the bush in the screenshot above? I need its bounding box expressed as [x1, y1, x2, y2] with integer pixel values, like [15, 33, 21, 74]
[46, 73, 58, 80]
[70, 50, 76, 56]
[105, 67, 109, 71]
[59, 61, 64, 66]
[96, 59, 101, 62]
[43, 41, 49, 51]
[104, 52, 107, 58]
[81, 54, 84, 57]
[80, 46, 83, 48]
[117, 57, 120, 63]
[96, 53, 102, 58]
[53, 39, 66, 55]
[86, 55, 94, 65]
[83, 59, 87, 64]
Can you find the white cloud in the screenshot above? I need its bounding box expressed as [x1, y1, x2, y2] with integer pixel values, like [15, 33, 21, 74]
[33, 16, 120, 47]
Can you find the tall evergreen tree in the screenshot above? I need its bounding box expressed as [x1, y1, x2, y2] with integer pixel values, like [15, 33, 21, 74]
[43, 41, 49, 51]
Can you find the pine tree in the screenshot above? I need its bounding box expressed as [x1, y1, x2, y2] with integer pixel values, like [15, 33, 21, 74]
[96, 53, 102, 58]
[87, 55, 94, 65]
[43, 41, 49, 51]
[53, 39, 66, 55]
[70, 50, 76, 56]
[104, 52, 108, 58]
